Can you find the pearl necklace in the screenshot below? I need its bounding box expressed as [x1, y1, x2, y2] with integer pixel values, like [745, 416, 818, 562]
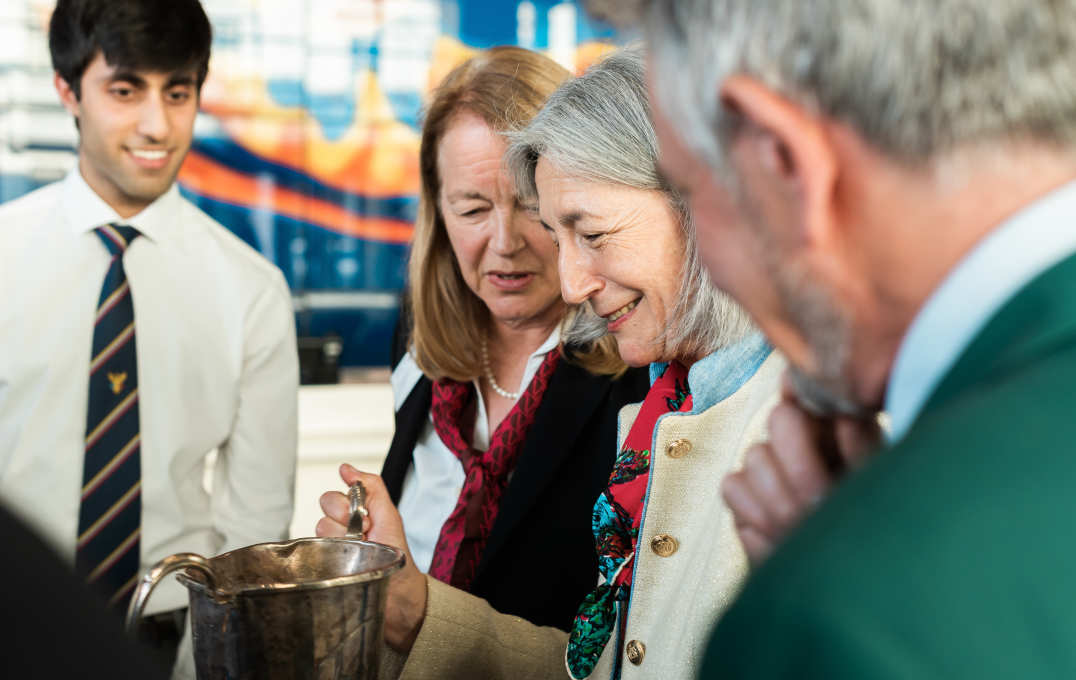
[480, 338, 521, 400]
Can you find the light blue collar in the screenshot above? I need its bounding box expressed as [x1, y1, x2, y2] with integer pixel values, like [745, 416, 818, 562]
[649, 331, 773, 413]
[884, 178, 1076, 443]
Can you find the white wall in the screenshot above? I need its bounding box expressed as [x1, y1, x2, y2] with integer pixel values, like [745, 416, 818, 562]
[289, 381, 394, 538]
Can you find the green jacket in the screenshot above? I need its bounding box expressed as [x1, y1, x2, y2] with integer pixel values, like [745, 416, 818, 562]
[701, 252, 1076, 679]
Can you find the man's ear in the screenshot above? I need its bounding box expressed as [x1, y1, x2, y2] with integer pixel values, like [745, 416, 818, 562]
[719, 75, 838, 249]
[53, 72, 81, 118]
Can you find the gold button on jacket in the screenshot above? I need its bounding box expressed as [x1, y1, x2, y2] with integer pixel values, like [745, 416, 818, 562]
[651, 533, 679, 557]
[665, 438, 692, 458]
[626, 640, 646, 665]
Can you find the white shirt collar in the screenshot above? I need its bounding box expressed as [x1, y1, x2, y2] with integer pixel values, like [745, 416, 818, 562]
[61, 165, 182, 243]
[884, 179, 1076, 443]
[536, 324, 562, 356]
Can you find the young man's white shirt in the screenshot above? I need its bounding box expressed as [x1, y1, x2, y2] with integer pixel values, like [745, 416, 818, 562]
[0, 167, 299, 615]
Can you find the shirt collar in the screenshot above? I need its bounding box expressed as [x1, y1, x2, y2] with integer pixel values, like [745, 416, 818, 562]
[649, 331, 773, 414]
[884, 178, 1076, 443]
[537, 325, 561, 357]
[61, 165, 181, 243]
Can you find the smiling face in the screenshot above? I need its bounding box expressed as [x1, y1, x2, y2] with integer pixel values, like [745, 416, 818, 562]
[437, 111, 564, 331]
[56, 51, 198, 218]
[534, 156, 687, 367]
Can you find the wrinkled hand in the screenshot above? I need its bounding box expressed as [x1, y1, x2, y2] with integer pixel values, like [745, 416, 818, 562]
[317, 464, 427, 652]
[722, 372, 881, 566]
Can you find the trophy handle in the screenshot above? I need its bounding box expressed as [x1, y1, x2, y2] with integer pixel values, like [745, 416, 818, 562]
[125, 552, 216, 633]
[346, 481, 370, 540]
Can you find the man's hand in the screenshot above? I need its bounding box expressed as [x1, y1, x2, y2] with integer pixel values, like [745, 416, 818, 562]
[722, 372, 881, 565]
[317, 464, 428, 652]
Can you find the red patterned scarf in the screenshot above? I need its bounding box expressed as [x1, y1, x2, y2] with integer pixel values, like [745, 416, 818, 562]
[427, 349, 560, 589]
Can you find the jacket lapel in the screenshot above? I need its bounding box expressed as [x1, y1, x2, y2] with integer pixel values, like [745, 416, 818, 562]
[476, 360, 613, 575]
[381, 376, 433, 503]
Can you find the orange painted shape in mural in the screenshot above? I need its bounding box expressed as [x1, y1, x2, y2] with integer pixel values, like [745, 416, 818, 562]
[426, 37, 479, 93]
[194, 40, 615, 203]
[573, 42, 619, 75]
[199, 68, 421, 199]
[178, 152, 414, 245]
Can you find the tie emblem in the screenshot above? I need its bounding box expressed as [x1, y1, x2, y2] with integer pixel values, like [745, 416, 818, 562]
[107, 371, 127, 395]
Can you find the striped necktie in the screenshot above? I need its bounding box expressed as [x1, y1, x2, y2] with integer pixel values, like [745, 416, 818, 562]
[77, 223, 142, 610]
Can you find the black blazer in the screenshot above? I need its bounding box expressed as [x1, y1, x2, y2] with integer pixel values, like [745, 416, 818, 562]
[381, 326, 650, 631]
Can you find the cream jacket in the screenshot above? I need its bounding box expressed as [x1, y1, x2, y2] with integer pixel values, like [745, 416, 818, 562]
[387, 342, 784, 680]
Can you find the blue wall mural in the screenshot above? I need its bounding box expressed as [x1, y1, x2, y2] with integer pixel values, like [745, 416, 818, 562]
[0, 0, 618, 367]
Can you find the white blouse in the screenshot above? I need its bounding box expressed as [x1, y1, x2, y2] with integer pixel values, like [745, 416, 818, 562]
[392, 327, 560, 572]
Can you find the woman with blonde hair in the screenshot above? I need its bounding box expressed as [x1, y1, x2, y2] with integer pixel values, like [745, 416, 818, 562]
[359, 46, 649, 631]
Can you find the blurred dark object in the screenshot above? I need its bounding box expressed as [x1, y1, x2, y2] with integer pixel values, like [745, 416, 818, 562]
[0, 501, 166, 679]
[292, 293, 401, 368]
[136, 608, 187, 672]
[298, 334, 343, 385]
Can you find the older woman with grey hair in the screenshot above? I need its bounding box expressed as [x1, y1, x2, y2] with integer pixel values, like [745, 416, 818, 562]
[316, 49, 782, 680]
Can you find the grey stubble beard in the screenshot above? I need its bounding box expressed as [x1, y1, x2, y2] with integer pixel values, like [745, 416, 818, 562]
[772, 257, 871, 419]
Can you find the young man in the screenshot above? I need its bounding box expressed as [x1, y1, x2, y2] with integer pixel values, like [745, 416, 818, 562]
[625, 0, 1076, 676]
[0, 0, 298, 672]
